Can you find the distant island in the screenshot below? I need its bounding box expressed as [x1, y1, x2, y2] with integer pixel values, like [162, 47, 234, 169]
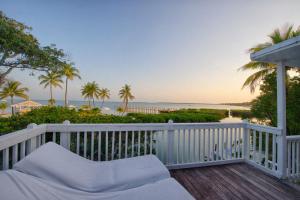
[220, 102, 252, 107]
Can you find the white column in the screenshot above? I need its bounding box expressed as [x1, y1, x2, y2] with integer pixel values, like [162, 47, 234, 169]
[276, 63, 287, 178]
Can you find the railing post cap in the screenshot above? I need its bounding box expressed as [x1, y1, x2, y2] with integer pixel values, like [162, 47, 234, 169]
[63, 120, 71, 124]
[168, 119, 173, 124]
[27, 123, 37, 129]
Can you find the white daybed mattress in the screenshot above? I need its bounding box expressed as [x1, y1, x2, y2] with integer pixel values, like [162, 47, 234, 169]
[0, 170, 194, 200]
[14, 142, 170, 192]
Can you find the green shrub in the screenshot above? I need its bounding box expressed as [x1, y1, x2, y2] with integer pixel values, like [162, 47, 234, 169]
[231, 110, 253, 119]
[0, 107, 226, 135]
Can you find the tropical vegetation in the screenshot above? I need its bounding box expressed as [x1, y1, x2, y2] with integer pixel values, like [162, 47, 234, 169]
[0, 101, 7, 114]
[119, 84, 134, 113]
[0, 80, 28, 114]
[61, 64, 81, 107]
[98, 88, 110, 108]
[0, 11, 69, 87]
[81, 81, 101, 108]
[39, 71, 63, 106]
[0, 106, 228, 134]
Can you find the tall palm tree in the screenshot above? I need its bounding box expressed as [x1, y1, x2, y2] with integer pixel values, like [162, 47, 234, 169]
[81, 81, 100, 108]
[240, 24, 300, 93]
[119, 84, 134, 113]
[61, 64, 81, 107]
[39, 71, 63, 106]
[98, 88, 110, 108]
[0, 80, 28, 114]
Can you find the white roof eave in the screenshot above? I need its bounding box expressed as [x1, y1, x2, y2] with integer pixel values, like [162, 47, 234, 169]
[250, 35, 300, 67]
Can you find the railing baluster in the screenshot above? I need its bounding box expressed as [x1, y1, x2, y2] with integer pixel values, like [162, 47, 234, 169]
[177, 129, 180, 163]
[52, 132, 56, 143]
[84, 132, 87, 158]
[2, 148, 9, 170]
[182, 129, 186, 163]
[125, 131, 128, 158]
[188, 129, 191, 162]
[297, 142, 300, 176]
[225, 128, 228, 160]
[138, 131, 141, 156]
[221, 128, 224, 160]
[288, 141, 291, 176]
[91, 132, 94, 160]
[105, 131, 108, 161]
[202, 129, 205, 161]
[193, 129, 196, 162]
[272, 135, 276, 171]
[212, 129, 215, 161]
[197, 129, 202, 161]
[76, 132, 80, 155]
[233, 128, 236, 159]
[217, 128, 220, 161]
[237, 128, 241, 158]
[230, 128, 232, 160]
[118, 131, 122, 159]
[12, 144, 18, 165]
[144, 130, 147, 155]
[265, 132, 269, 168]
[98, 132, 102, 161]
[150, 130, 153, 154]
[111, 131, 115, 160]
[292, 142, 296, 175]
[208, 129, 211, 161]
[253, 130, 256, 162]
[42, 133, 46, 145]
[20, 141, 26, 159]
[131, 131, 135, 157]
[259, 131, 262, 164]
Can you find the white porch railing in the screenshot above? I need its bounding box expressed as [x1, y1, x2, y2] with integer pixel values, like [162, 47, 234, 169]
[0, 121, 289, 179]
[287, 135, 300, 178]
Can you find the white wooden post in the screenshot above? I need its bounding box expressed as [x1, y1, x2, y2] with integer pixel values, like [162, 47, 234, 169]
[276, 63, 287, 178]
[167, 120, 174, 164]
[26, 123, 37, 154]
[60, 120, 71, 150]
[243, 119, 249, 160]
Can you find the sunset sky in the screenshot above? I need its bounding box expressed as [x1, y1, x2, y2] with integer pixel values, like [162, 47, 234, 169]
[2, 0, 300, 103]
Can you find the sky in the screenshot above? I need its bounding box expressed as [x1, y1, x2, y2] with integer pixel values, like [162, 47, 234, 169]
[2, 0, 300, 103]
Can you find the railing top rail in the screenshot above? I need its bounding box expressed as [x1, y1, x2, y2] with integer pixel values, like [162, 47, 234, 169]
[287, 135, 300, 141]
[45, 122, 245, 132]
[0, 124, 47, 151]
[245, 123, 282, 135]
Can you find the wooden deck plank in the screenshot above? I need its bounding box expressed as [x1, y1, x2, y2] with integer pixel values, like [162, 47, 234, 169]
[170, 163, 300, 200]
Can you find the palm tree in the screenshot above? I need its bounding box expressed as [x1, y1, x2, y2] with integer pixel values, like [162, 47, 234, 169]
[61, 64, 81, 107]
[240, 24, 300, 93]
[81, 81, 100, 108]
[0, 80, 28, 114]
[39, 71, 63, 106]
[98, 88, 110, 108]
[119, 84, 134, 113]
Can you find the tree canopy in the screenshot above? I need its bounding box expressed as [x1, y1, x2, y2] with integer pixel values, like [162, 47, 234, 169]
[0, 11, 69, 85]
[251, 73, 300, 135]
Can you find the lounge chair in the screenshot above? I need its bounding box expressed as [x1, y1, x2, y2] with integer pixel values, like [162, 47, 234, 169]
[0, 170, 194, 200]
[13, 142, 170, 192]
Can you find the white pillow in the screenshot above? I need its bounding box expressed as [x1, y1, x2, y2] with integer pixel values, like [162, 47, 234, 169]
[14, 142, 170, 192]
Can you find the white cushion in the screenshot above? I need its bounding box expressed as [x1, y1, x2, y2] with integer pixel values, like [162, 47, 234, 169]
[0, 170, 194, 200]
[14, 142, 170, 192]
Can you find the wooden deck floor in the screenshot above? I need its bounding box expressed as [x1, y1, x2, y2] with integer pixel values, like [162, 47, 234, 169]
[170, 163, 300, 200]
